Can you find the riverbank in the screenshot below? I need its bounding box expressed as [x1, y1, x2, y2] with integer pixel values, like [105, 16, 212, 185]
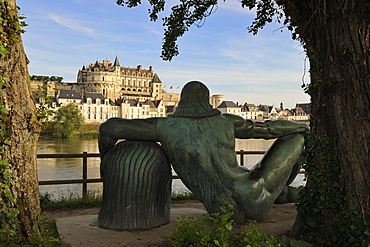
[40, 123, 100, 138]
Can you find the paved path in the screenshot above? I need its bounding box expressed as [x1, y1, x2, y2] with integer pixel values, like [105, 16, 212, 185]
[53, 202, 297, 247]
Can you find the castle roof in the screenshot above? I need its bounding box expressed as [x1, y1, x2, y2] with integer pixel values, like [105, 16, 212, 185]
[58, 89, 82, 99]
[113, 55, 120, 67]
[84, 93, 106, 103]
[152, 73, 162, 83]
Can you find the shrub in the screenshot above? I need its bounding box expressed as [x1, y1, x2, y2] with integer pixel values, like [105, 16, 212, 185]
[167, 202, 312, 247]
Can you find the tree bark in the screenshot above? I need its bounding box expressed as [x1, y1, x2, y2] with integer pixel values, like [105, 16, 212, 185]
[0, 0, 41, 241]
[309, 0, 370, 217]
[278, 0, 370, 243]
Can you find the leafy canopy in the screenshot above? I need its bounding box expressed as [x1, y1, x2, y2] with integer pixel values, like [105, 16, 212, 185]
[116, 0, 285, 61]
[52, 103, 84, 138]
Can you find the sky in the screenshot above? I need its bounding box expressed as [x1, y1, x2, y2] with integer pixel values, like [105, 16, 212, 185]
[18, 0, 310, 109]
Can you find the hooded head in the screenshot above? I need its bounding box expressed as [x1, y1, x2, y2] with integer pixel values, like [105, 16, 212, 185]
[169, 81, 221, 118]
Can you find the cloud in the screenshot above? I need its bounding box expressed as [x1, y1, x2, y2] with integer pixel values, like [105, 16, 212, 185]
[46, 13, 95, 36]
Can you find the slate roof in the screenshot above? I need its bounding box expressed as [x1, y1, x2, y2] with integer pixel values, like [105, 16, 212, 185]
[84, 93, 106, 104]
[166, 105, 177, 114]
[150, 100, 162, 108]
[152, 73, 162, 83]
[296, 103, 311, 114]
[294, 106, 308, 115]
[217, 101, 238, 108]
[113, 55, 120, 67]
[58, 90, 82, 99]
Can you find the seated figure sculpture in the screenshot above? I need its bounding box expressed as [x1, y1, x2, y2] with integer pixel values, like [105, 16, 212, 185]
[99, 81, 308, 224]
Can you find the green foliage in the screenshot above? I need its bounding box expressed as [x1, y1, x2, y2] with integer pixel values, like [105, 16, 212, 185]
[80, 131, 99, 139]
[117, 0, 219, 61]
[167, 202, 311, 247]
[0, 3, 27, 57]
[0, 77, 21, 245]
[0, 3, 61, 246]
[30, 75, 63, 82]
[171, 190, 196, 201]
[117, 0, 285, 61]
[40, 191, 102, 211]
[79, 123, 100, 133]
[296, 132, 370, 246]
[23, 215, 61, 247]
[31, 84, 56, 131]
[52, 103, 84, 138]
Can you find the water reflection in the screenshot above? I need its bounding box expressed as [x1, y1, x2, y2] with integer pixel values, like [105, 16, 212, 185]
[37, 137, 305, 199]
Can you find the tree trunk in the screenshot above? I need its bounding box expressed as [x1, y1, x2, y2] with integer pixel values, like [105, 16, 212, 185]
[0, 0, 41, 242]
[279, 0, 370, 244]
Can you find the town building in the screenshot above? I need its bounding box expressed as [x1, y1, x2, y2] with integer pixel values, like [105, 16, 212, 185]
[217, 101, 247, 119]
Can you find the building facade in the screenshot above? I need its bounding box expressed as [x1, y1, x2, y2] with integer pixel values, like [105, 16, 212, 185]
[74, 56, 163, 102]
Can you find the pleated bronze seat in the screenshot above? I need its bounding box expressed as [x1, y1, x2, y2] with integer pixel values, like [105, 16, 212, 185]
[98, 141, 172, 231]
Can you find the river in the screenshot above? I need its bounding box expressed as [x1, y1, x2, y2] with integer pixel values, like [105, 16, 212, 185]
[37, 137, 306, 199]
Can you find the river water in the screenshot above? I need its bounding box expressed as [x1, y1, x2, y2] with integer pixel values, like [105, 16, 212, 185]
[37, 138, 306, 199]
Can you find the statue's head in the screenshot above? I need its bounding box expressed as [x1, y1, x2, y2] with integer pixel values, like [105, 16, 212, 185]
[169, 81, 221, 118]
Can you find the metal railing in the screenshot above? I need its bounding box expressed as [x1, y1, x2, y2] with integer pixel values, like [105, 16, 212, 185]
[38, 150, 303, 200]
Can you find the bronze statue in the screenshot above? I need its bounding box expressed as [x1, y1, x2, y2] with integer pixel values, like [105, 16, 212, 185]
[99, 81, 308, 223]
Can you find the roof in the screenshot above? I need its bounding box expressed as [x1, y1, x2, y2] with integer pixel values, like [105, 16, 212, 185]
[217, 101, 238, 108]
[123, 99, 140, 106]
[149, 100, 162, 108]
[294, 106, 308, 115]
[58, 89, 82, 99]
[296, 103, 311, 114]
[113, 55, 120, 67]
[242, 103, 259, 111]
[166, 105, 177, 113]
[84, 93, 106, 103]
[151, 73, 162, 83]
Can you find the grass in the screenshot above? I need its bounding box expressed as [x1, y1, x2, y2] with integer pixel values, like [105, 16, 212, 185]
[171, 190, 197, 201]
[40, 190, 196, 211]
[40, 190, 103, 211]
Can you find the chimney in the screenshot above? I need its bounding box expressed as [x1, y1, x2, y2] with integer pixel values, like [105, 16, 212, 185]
[137, 65, 142, 71]
[103, 60, 109, 70]
[149, 66, 153, 73]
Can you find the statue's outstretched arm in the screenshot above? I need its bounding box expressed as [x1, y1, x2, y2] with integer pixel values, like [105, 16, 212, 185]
[98, 118, 160, 158]
[224, 114, 308, 139]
